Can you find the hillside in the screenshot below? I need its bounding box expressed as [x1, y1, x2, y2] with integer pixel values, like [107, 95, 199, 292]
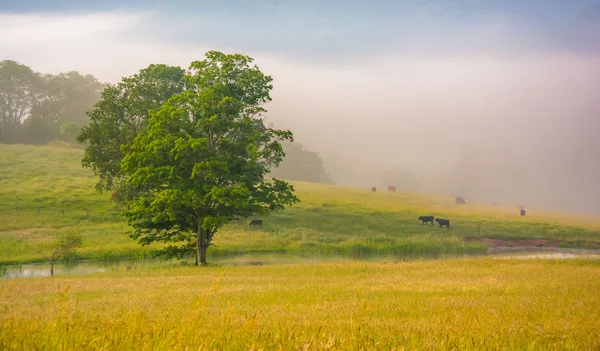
[1, 144, 599, 265]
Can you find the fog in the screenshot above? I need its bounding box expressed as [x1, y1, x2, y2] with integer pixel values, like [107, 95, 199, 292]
[266, 54, 600, 215]
[1, 2, 599, 215]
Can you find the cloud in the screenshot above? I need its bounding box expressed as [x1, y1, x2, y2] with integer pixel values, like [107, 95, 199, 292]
[3, 1, 600, 64]
[0, 12, 147, 46]
[0, 11, 207, 81]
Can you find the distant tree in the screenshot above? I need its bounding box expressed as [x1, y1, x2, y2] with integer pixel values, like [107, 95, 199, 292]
[34, 233, 83, 277]
[59, 122, 83, 144]
[270, 141, 334, 184]
[51, 71, 105, 126]
[77, 64, 186, 199]
[0, 61, 104, 145]
[121, 51, 299, 266]
[0, 60, 41, 143]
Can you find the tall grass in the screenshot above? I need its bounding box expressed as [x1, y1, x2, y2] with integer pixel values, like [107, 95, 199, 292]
[1, 257, 599, 350]
[1, 144, 599, 265]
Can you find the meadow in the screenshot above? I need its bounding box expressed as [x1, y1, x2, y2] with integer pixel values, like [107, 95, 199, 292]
[1, 144, 600, 265]
[2, 144, 600, 350]
[2, 257, 600, 350]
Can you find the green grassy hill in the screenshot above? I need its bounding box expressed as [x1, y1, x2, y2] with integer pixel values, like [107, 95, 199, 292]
[1, 144, 599, 265]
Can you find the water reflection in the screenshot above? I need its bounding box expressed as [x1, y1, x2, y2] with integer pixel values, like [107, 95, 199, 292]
[1, 259, 169, 279]
[2, 249, 598, 279]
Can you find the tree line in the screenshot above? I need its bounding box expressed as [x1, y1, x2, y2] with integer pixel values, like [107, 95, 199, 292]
[0, 60, 105, 145]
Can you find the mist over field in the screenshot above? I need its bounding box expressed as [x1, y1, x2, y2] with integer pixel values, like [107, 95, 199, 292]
[1, 0, 599, 215]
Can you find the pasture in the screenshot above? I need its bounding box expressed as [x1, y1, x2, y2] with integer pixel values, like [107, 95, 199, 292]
[1, 144, 600, 265]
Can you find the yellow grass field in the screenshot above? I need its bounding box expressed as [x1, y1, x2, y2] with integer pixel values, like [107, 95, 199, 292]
[2, 257, 599, 350]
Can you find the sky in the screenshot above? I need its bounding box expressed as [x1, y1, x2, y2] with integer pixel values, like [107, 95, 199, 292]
[1, 0, 600, 214]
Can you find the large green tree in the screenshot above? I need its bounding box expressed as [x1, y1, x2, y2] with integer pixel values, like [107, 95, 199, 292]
[121, 51, 299, 265]
[77, 64, 186, 197]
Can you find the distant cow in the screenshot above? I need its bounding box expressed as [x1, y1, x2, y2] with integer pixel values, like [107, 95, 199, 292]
[435, 218, 451, 229]
[249, 219, 263, 227]
[520, 208, 526, 216]
[418, 216, 434, 225]
[455, 196, 466, 205]
[371, 187, 376, 192]
[388, 185, 396, 192]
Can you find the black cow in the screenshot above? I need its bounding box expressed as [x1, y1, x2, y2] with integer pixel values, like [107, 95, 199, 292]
[249, 219, 263, 227]
[435, 218, 451, 229]
[418, 216, 434, 225]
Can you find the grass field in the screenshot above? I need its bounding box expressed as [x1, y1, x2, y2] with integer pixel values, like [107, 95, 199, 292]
[2, 257, 600, 350]
[1, 143, 600, 265]
[2, 144, 600, 350]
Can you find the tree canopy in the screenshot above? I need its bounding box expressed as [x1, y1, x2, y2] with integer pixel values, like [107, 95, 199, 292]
[83, 51, 299, 265]
[77, 64, 186, 195]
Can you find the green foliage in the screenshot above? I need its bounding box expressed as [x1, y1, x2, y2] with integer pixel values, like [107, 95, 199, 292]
[0, 61, 104, 145]
[122, 51, 300, 265]
[77, 64, 186, 194]
[59, 122, 83, 144]
[0, 60, 40, 143]
[270, 141, 334, 184]
[34, 232, 83, 276]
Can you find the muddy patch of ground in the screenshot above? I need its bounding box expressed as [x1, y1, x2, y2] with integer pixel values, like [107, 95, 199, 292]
[463, 236, 600, 254]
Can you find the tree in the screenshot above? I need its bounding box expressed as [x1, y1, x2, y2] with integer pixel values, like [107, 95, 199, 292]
[270, 141, 334, 184]
[0, 60, 41, 143]
[24, 71, 105, 144]
[77, 64, 186, 198]
[0, 61, 105, 145]
[121, 51, 300, 266]
[60, 122, 83, 144]
[34, 233, 83, 277]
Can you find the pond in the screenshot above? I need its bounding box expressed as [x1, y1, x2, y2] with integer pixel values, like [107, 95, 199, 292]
[0, 253, 394, 279]
[1, 249, 598, 279]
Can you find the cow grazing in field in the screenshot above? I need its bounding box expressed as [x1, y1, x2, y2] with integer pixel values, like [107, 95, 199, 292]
[435, 218, 451, 229]
[388, 185, 396, 192]
[455, 196, 466, 205]
[249, 219, 263, 227]
[520, 208, 526, 216]
[371, 187, 376, 192]
[419, 216, 434, 225]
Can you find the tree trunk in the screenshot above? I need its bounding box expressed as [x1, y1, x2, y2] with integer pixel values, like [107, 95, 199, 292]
[50, 262, 54, 277]
[195, 225, 201, 266]
[200, 228, 208, 266]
